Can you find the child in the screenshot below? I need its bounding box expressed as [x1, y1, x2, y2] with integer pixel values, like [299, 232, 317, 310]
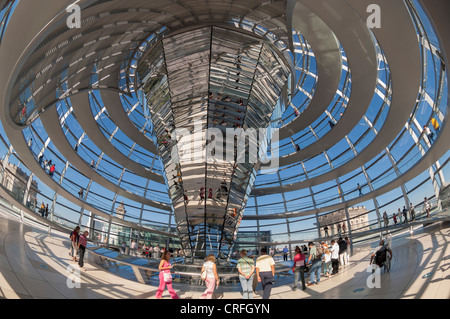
[323, 248, 332, 278]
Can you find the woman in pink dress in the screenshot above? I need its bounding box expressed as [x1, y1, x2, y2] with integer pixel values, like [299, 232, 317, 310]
[155, 251, 179, 299]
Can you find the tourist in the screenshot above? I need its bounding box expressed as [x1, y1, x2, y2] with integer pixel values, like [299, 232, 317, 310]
[77, 230, 89, 271]
[324, 225, 330, 237]
[423, 125, 434, 143]
[70, 226, 80, 261]
[49, 164, 56, 176]
[345, 237, 351, 265]
[282, 245, 289, 261]
[154, 245, 160, 259]
[410, 203, 416, 221]
[200, 254, 219, 299]
[292, 246, 306, 291]
[424, 197, 431, 218]
[40, 202, 45, 217]
[402, 206, 408, 223]
[431, 118, 440, 134]
[130, 240, 137, 256]
[307, 242, 322, 286]
[155, 250, 178, 299]
[256, 247, 275, 299]
[323, 248, 332, 278]
[78, 188, 84, 199]
[237, 250, 255, 299]
[357, 183, 363, 196]
[330, 239, 339, 275]
[383, 211, 389, 227]
[338, 237, 348, 266]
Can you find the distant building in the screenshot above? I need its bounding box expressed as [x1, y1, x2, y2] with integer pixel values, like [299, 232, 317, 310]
[318, 206, 369, 237]
[1, 161, 39, 208]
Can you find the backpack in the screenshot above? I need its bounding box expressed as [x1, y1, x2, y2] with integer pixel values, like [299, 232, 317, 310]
[315, 245, 323, 260]
[375, 248, 387, 266]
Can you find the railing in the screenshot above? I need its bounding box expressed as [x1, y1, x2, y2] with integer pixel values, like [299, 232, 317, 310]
[86, 245, 294, 287]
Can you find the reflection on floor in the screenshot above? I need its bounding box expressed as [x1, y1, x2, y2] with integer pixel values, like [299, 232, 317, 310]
[0, 209, 448, 299]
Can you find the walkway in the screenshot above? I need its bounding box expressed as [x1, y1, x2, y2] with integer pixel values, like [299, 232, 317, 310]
[0, 208, 448, 299]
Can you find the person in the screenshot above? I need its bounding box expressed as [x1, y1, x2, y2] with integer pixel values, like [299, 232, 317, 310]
[90, 159, 95, 168]
[410, 202, 416, 221]
[342, 222, 346, 234]
[402, 206, 408, 223]
[155, 251, 179, 299]
[424, 197, 431, 218]
[323, 248, 332, 279]
[148, 245, 153, 258]
[40, 202, 45, 217]
[292, 246, 306, 291]
[130, 240, 137, 256]
[38, 154, 43, 166]
[78, 188, 84, 199]
[77, 230, 89, 271]
[27, 138, 33, 148]
[370, 239, 393, 269]
[256, 247, 275, 299]
[431, 118, 440, 134]
[49, 164, 55, 176]
[345, 237, 351, 265]
[337, 223, 342, 237]
[200, 187, 205, 200]
[200, 254, 219, 299]
[357, 183, 363, 196]
[154, 245, 160, 259]
[324, 225, 329, 237]
[237, 250, 255, 299]
[307, 242, 322, 286]
[397, 208, 402, 223]
[70, 226, 80, 261]
[338, 237, 348, 266]
[424, 125, 434, 143]
[282, 245, 289, 261]
[330, 239, 340, 275]
[121, 241, 127, 254]
[45, 204, 49, 219]
[393, 212, 397, 225]
[383, 211, 389, 227]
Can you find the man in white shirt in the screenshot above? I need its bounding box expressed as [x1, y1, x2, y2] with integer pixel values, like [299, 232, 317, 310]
[330, 240, 340, 275]
[256, 247, 275, 299]
[130, 240, 137, 256]
[154, 245, 160, 259]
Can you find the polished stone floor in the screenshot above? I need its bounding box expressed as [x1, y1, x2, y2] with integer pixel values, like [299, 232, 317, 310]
[0, 208, 448, 299]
